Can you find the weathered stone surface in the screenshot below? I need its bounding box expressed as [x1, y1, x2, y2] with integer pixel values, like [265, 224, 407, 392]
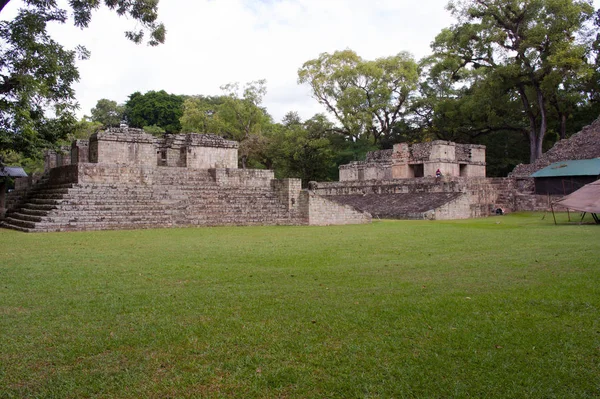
[2, 165, 370, 232]
[510, 117, 600, 177]
[340, 141, 486, 181]
[313, 177, 514, 220]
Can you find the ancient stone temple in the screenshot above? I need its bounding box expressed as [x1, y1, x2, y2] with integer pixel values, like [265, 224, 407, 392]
[340, 141, 486, 181]
[311, 140, 515, 220]
[2, 129, 370, 232]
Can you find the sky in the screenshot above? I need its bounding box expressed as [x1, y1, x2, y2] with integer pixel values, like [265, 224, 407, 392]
[3, 0, 597, 124]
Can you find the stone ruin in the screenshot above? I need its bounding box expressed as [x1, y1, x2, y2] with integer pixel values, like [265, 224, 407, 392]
[317, 118, 600, 218]
[1, 128, 370, 232]
[340, 141, 486, 181]
[314, 140, 506, 220]
[4, 117, 600, 231]
[507, 116, 600, 210]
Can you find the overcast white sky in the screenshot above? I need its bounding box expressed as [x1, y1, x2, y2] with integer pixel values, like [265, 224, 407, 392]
[3, 0, 599, 123]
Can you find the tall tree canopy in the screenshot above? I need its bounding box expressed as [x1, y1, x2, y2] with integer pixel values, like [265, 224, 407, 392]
[180, 80, 272, 168]
[298, 49, 419, 144]
[124, 90, 183, 134]
[90, 98, 124, 128]
[431, 0, 595, 163]
[0, 0, 165, 162]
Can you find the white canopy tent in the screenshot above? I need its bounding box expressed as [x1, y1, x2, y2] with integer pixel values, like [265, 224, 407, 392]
[552, 180, 600, 224]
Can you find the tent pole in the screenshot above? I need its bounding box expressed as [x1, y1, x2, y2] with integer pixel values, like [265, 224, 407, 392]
[551, 203, 557, 225]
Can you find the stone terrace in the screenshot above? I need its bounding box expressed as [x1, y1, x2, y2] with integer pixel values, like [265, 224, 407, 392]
[2, 130, 371, 232]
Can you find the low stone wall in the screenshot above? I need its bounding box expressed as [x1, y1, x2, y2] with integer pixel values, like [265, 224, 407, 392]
[211, 168, 275, 188]
[300, 191, 372, 225]
[311, 177, 512, 220]
[515, 193, 560, 211]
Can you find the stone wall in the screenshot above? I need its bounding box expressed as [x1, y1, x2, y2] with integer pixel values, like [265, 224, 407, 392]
[311, 177, 511, 220]
[89, 130, 156, 167]
[71, 140, 89, 164]
[188, 147, 238, 169]
[46, 129, 241, 173]
[340, 140, 487, 181]
[3, 163, 370, 232]
[211, 168, 275, 187]
[300, 191, 372, 225]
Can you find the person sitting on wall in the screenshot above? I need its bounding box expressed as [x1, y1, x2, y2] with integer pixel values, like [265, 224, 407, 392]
[435, 169, 442, 178]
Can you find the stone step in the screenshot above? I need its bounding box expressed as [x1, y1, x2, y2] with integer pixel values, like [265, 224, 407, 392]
[0, 222, 34, 233]
[15, 208, 49, 216]
[4, 214, 304, 233]
[18, 203, 57, 211]
[3, 217, 37, 229]
[10, 212, 43, 223]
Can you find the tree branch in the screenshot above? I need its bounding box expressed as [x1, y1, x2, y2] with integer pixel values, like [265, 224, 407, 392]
[0, 0, 10, 14]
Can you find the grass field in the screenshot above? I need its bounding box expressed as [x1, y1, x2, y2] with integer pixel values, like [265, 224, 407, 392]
[1, 213, 599, 398]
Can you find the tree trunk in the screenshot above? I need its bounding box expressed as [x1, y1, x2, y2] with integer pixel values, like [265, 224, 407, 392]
[559, 113, 567, 140]
[517, 84, 543, 164]
[533, 88, 547, 162]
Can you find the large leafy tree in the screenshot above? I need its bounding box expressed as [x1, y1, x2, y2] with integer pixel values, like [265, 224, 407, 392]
[431, 0, 595, 163]
[90, 98, 124, 128]
[0, 0, 165, 163]
[298, 49, 419, 145]
[180, 80, 272, 168]
[124, 90, 183, 134]
[268, 112, 335, 185]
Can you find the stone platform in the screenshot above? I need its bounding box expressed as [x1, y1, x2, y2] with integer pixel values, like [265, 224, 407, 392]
[2, 163, 370, 232]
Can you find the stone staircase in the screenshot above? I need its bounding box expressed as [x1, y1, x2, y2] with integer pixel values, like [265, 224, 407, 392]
[485, 178, 516, 212]
[2, 174, 305, 232]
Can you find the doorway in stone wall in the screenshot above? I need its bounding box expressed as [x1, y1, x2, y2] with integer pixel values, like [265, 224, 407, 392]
[410, 164, 424, 177]
[460, 164, 467, 177]
[179, 147, 187, 167]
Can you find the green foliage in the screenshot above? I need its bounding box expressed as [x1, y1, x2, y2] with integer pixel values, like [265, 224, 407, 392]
[298, 49, 419, 144]
[0, 149, 43, 174]
[66, 118, 102, 142]
[124, 90, 184, 133]
[90, 99, 124, 128]
[180, 81, 272, 168]
[142, 124, 166, 136]
[0, 0, 165, 161]
[431, 0, 596, 162]
[1, 214, 599, 397]
[179, 95, 225, 134]
[269, 112, 335, 185]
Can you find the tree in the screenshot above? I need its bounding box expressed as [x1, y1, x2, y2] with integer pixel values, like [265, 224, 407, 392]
[124, 90, 184, 134]
[298, 49, 419, 144]
[90, 99, 124, 128]
[0, 0, 165, 164]
[432, 0, 595, 162]
[180, 80, 272, 168]
[180, 95, 226, 134]
[268, 112, 335, 185]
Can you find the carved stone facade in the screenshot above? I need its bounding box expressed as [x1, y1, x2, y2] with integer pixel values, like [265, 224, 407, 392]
[339, 141, 486, 181]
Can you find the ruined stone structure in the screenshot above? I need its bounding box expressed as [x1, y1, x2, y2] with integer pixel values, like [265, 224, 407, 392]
[340, 141, 486, 181]
[325, 140, 501, 220]
[5, 117, 599, 230]
[310, 177, 513, 220]
[2, 129, 370, 232]
[509, 117, 600, 211]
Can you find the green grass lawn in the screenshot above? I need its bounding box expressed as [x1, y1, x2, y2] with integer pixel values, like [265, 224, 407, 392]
[1, 213, 599, 398]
